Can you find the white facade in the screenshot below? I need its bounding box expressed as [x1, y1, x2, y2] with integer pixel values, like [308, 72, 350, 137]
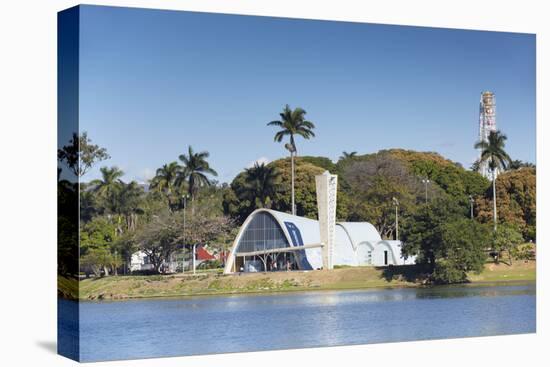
[130, 251, 178, 273]
[130, 251, 154, 272]
[223, 209, 415, 274]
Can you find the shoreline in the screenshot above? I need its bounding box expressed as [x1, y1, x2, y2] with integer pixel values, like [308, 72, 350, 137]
[76, 279, 536, 303]
[59, 261, 536, 301]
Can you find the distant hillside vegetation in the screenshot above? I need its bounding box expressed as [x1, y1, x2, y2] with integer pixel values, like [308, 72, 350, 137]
[476, 167, 536, 241]
[223, 149, 534, 242]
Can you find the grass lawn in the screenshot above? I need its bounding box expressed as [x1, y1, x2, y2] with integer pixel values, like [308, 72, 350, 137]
[59, 261, 536, 301]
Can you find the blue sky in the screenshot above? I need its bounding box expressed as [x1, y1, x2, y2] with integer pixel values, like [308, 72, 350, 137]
[77, 5, 536, 184]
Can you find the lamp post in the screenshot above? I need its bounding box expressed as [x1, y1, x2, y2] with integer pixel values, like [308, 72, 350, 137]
[182, 194, 189, 273]
[285, 142, 297, 215]
[469, 195, 474, 219]
[192, 243, 196, 275]
[421, 178, 430, 204]
[392, 197, 399, 241]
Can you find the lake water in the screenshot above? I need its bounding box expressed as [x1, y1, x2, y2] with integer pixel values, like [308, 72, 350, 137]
[59, 283, 536, 362]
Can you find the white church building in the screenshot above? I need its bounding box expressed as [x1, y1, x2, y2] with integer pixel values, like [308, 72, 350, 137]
[224, 172, 415, 274]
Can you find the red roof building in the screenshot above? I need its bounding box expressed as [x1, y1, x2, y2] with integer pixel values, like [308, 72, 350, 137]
[196, 245, 216, 261]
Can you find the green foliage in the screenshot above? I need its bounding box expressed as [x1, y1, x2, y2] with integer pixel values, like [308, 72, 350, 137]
[476, 168, 536, 241]
[137, 213, 181, 273]
[268, 158, 324, 219]
[223, 162, 283, 222]
[58, 131, 110, 178]
[80, 217, 117, 254]
[240, 162, 281, 208]
[299, 156, 336, 172]
[432, 219, 490, 284]
[89, 166, 125, 214]
[492, 224, 524, 253]
[511, 243, 536, 260]
[137, 209, 235, 273]
[58, 179, 79, 276]
[341, 152, 421, 238]
[509, 160, 536, 170]
[223, 157, 348, 222]
[79, 217, 125, 276]
[338, 149, 490, 237]
[198, 259, 223, 270]
[402, 197, 490, 284]
[407, 152, 490, 201]
[267, 104, 316, 153]
[149, 161, 183, 211]
[490, 223, 524, 263]
[340, 151, 357, 160]
[401, 196, 466, 267]
[178, 145, 218, 203]
[474, 130, 512, 173]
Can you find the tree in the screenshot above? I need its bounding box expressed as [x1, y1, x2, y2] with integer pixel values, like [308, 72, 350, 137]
[150, 161, 182, 211]
[432, 219, 490, 284]
[475, 168, 536, 241]
[178, 146, 218, 214]
[240, 162, 281, 208]
[267, 104, 316, 215]
[118, 181, 145, 232]
[58, 131, 110, 177]
[79, 184, 99, 223]
[223, 157, 348, 223]
[491, 224, 524, 265]
[80, 217, 117, 276]
[58, 170, 79, 276]
[340, 151, 357, 160]
[89, 166, 125, 214]
[342, 153, 422, 238]
[299, 156, 337, 172]
[401, 197, 490, 284]
[474, 130, 512, 230]
[509, 160, 535, 170]
[401, 196, 466, 270]
[183, 212, 235, 247]
[113, 232, 138, 274]
[137, 209, 235, 273]
[138, 213, 181, 273]
[339, 149, 490, 211]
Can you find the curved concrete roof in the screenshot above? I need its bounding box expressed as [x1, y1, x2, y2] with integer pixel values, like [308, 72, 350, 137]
[337, 222, 382, 250]
[223, 208, 406, 273]
[265, 209, 322, 247]
[238, 209, 383, 250]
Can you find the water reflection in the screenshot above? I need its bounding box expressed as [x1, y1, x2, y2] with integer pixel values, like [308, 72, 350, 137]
[68, 284, 535, 362]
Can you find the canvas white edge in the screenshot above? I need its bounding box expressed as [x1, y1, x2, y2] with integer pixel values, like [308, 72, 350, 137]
[0, 0, 547, 366]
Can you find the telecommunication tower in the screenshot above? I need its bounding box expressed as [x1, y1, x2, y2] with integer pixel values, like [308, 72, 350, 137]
[478, 91, 497, 178]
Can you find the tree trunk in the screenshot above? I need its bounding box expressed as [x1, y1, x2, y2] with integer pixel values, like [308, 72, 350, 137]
[291, 152, 295, 215]
[92, 265, 102, 278]
[492, 172, 498, 231]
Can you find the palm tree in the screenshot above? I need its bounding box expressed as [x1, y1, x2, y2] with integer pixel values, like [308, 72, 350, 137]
[90, 166, 125, 214]
[118, 181, 144, 231]
[150, 161, 182, 211]
[340, 151, 357, 160]
[267, 104, 315, 215]
[178, 146, 218, 214]
[474, 130, 512, 230]
[242, 162, 281, 208]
